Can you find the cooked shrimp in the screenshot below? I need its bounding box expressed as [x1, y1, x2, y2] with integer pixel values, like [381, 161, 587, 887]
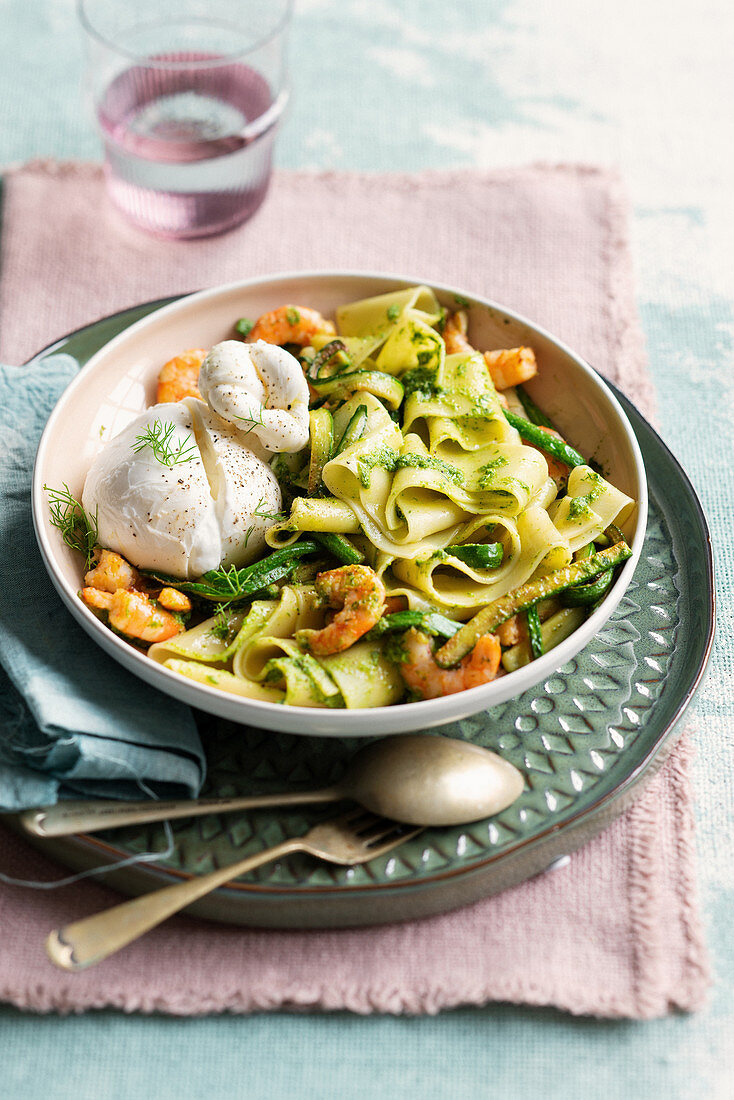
[483, 346, 538, 390]
[495, 614, 525, 648]
[156, 348, 208, 404]
[157, 587, 192, 613]
[300, 564, 386, 656]
[248, 306, 335, 348]
[399, 628, 501, 700]
[443, 311, 536, 393]
[81, 588, 182, 644]
[443, 310, 474, 356]
[84, 549, 139, 593]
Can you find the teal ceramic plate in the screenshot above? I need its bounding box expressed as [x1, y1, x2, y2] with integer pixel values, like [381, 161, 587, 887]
[21, 300, 715, 929]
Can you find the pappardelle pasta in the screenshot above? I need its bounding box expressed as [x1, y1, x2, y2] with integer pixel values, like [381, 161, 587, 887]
[48, 285, 635, 709]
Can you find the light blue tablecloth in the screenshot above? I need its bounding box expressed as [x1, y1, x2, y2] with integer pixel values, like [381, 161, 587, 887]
[1, 1, 731, 1096]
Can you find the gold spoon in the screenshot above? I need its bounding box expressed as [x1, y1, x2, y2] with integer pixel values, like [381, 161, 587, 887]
[20, 734, 524, 836]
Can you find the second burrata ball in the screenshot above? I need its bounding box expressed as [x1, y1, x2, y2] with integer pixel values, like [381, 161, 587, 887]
[82, 399, 281, 579]
[198, 340, 310, 452]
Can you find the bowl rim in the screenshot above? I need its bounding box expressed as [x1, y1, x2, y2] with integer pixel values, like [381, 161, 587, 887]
[32, 269, 648, 736]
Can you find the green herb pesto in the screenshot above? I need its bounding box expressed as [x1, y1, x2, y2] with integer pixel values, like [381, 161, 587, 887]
[566, 471, 605, 521]
[470, 392, 499, 419]
[356, 447, 400, 487]
[401, 366, 444, 400]
[208, 604, 235, 641]
[384, 633, 411, 664]
[386, 303, 401, 322]
[396, 453, 463, 483]
[453, 293, 470, 308]
[476, 454, 510, 489]
[567, 488, 603, 520]
[357, 449, 464, 488]
[286, 307, 301, 326]
[406, 324, 443, 368]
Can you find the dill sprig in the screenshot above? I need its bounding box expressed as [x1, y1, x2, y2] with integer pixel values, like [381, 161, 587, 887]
[242, 499, 287, 548]
[204, 564, 246, 598]
[132, 419, 197, 468]
[253, 499, 285, 523]
[235, 406, 266, 436]
[208, 603, 235, 641]
[44, 483, 99, 568]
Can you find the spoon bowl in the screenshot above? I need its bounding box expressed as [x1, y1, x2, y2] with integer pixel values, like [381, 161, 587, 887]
[341, 734, 524, 826]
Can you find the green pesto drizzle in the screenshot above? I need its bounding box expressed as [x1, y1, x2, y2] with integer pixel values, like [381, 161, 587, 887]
[567, 471, 605, 520]
[357, 449, 464, 488]
[401, 366, 444, 400]
[476, 454, 510, 489]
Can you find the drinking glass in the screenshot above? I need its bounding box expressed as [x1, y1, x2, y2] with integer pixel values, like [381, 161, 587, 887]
[78, 0, 293, 239]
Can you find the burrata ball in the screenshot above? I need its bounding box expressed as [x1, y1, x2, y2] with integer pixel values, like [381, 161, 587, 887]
[82, 398, 282, 579]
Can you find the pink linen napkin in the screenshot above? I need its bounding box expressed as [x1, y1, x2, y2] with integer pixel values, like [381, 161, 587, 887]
[0, 162, 709, 1017]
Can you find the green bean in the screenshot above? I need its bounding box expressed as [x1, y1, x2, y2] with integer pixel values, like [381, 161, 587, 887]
[142, 541, 320, 603]
[515, 384, 555, 429]
[313, 532, 364, 565]
[502, 409, 586, 468]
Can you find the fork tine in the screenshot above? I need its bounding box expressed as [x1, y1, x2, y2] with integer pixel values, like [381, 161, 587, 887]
[347, 812, 421, 849]
[363, 821, 423, 855]
[336, 806, 380, 827]
[308, 806, 422, 857]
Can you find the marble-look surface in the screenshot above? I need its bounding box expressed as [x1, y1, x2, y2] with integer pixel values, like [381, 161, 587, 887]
[0, 1, 731, 1097]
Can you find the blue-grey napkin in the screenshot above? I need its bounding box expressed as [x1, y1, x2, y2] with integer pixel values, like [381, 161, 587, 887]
[0, 357, 206, 811]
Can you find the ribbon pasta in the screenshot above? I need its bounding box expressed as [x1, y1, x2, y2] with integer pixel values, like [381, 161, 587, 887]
[144, 285, 635, 707]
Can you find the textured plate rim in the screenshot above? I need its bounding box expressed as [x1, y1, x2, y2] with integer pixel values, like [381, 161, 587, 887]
[22, 292, 716, 899]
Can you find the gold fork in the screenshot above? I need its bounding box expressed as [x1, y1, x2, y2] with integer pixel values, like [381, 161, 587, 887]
[45, 809, 423, 971]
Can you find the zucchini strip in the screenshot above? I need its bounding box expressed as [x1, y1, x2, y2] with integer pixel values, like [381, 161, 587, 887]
[312, 370, 405, 410]
[526, 605, 544, 660]
[307, 340, 352, 380]
[435, 537, 632, 667]
[307, 408, 333, 495]
[502, 409, 586, 468]
[443, 542, 503, 569]
[502, 606, 585, 673]
[561, 568, 614, 606]
[334, 403, 368, 456]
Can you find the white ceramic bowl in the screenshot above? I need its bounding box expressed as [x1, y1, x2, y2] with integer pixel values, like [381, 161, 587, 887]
[33, 271, 647, 736]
